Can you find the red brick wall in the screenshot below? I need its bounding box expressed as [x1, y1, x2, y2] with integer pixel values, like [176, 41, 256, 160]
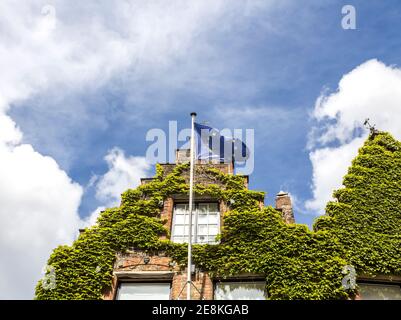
[275, 193, 295, 224]
[160, 197, 174, 239]
[104, 250, 214, 300]
[171, 271, 213, 300]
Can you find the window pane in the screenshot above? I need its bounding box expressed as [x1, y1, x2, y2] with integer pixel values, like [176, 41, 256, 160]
[198, 213, 209, 224]
[208, 213, 219, 224]
[358, 283, 401, 300]
[198, 224, 208, 235]
[198, 203, 209, 213]
[215, 282, 266, 300]
[173, 236, 184, 243]
[174, 215, 186, 224]
[198, 235, 207, 243]
[173, 225, 185, 236]
[208, 225, 219, 235]
[117, 283, 170, 300]
[175, 204, 188, 213]
[208, 203, 219, 212]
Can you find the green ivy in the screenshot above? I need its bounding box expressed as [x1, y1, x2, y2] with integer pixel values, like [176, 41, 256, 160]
[35, 132, 401, 300]
[314, 132, 401, 277]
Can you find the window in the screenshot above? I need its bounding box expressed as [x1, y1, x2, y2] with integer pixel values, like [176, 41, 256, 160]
[172, 202, 220, 244]
[358, 282, 401, 300]
[116, 282, 171, 300]
[214, 281, 267, 300]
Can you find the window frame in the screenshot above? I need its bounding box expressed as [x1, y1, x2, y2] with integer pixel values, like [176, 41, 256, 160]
[171, 201, 220, 244]
[115, 280, 172, 300]
[213, 277, 267, 300]
[357, 279, 401, 300]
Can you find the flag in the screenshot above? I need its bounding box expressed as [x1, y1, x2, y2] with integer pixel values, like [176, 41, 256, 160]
[194, 122, 249, 163]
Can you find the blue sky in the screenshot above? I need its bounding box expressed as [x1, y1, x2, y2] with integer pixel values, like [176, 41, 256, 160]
[2, 0, 401, 298]
[10, 0, 401, 224]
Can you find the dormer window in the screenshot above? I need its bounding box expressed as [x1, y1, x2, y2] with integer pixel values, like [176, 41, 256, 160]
[171, 202, 220, 244]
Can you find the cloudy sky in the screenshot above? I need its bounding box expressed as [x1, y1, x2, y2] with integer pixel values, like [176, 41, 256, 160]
[1, 0, 401, 299]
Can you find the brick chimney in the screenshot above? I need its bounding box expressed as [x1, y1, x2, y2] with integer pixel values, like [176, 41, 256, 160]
[275, 191, 295, 224]
[176, 149, 191, 164]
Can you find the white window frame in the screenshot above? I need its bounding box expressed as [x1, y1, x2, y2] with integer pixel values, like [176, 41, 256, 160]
[171, 202, 220, 244]
[115, 281, 172, 300]
[214, 280, 267, 300]
[357, 280, 401, 300]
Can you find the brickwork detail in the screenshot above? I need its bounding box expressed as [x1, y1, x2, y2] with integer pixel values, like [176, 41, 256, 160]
[105, 250, 214, 300]
[275, 191, 295, 224]
[160, 197, 174, 239]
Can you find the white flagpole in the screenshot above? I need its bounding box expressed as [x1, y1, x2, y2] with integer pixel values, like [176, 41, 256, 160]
[187, 112, 197, 300]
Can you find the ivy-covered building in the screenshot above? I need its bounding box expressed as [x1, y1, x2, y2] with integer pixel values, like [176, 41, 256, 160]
[104, 149, 294, 300]
[36, 132, 401, 300]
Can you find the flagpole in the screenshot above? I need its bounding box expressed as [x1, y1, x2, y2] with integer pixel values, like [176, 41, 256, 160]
[187, 112, 197, 300]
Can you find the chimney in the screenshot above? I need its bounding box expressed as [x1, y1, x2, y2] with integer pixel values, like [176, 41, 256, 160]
[275, 191, 295, 224]
[175, 149, 191, 164]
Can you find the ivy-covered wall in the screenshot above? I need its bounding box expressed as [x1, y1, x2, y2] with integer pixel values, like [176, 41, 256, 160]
[314, 132, 401, 277]
[35, 132, 401, 300]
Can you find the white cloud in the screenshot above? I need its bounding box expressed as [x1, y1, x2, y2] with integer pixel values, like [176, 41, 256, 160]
[305, 137, 364, 214]
[0, 0, 279, 109]
[0, 0, 285, 299]
[0, 115, 83, 299]
[0, 114, 149, 299]
[0, 114, 23, 145]
[0, 0, 285, 168]
[95, 148, 151, 207]
[306, 59, 401, 214]
[83, 148, 151, 226]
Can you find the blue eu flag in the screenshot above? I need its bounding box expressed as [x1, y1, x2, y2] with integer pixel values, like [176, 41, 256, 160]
[194, 122, 249, 163]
